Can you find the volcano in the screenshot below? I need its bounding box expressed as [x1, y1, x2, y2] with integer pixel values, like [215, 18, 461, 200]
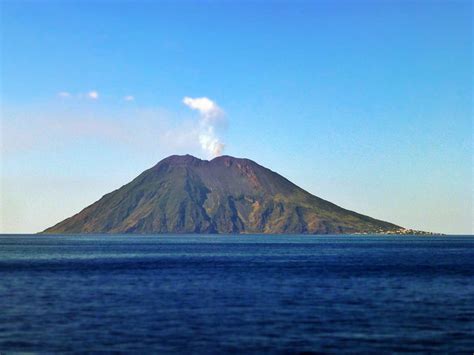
[43, 155, 402, 234]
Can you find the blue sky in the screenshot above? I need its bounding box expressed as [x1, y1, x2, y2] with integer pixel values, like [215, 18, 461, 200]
[1, 0, 472, 234]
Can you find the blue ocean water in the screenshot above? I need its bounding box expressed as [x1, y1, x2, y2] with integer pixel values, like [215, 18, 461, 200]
[0, 235, 472, 353]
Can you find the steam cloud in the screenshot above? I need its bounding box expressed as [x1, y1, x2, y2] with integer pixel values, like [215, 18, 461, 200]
[183, 97, 225, 157]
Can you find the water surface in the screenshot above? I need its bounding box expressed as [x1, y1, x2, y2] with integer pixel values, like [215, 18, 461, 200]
[0, 234, 472, 352]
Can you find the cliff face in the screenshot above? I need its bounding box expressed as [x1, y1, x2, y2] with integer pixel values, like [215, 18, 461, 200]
[43, 155, 400, 234]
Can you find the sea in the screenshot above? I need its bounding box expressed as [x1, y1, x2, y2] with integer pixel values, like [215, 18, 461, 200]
[0, 234, 472, 353]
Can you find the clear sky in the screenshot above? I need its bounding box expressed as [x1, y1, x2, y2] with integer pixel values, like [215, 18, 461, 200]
[1, 0, 472, 234]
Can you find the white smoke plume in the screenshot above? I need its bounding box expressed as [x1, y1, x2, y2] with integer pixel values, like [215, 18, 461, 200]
[183, 97, 225, 157]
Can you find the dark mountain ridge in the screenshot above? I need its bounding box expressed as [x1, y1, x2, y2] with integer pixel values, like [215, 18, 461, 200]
[44, 154, 403, 234]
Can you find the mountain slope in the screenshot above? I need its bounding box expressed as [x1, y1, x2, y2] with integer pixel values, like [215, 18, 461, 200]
[43, 155, 401, 234]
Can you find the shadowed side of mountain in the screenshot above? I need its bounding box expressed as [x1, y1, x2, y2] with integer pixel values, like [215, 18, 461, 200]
[43, 154, 402, 234]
